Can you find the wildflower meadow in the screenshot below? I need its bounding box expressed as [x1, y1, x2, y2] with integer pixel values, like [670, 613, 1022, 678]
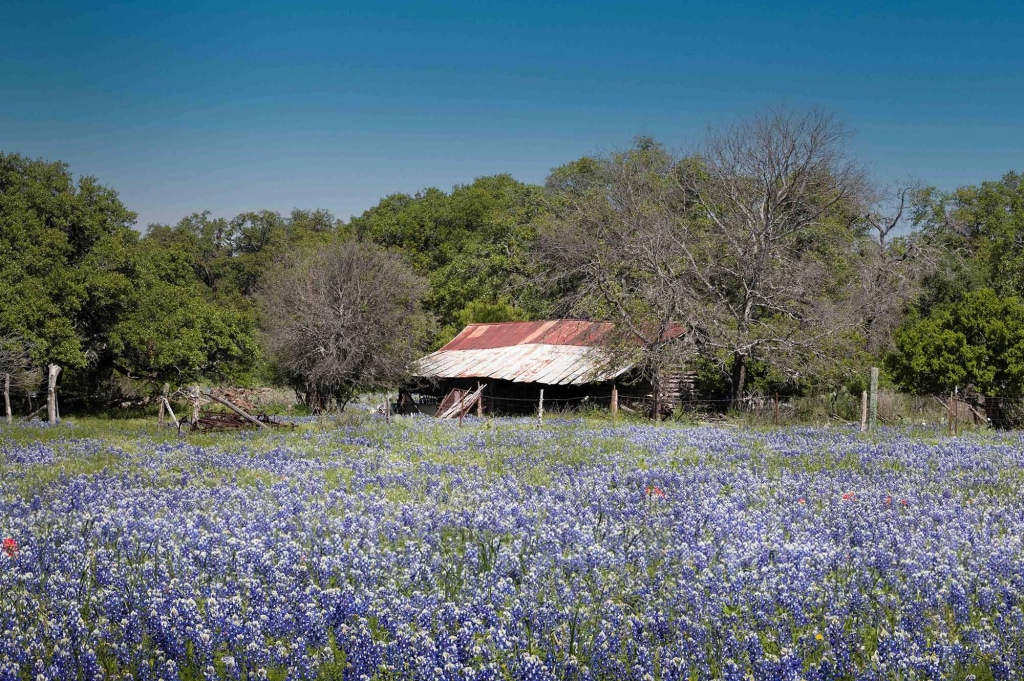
[1, 417, 1023, 680]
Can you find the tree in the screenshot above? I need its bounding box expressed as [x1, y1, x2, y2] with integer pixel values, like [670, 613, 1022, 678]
[258, 241, 434, 412]
[535, 140, 695, 397]
[538, 111, 900, 407]
[0, 334, 38, 398]
[677, 108, 874, 404]
[0, 152, 139, 373]
[106, 278, 259, 388]
[349, 175, 548, 344]
[911, 172, 1024, 307]
[0, 153, 269, 405]
[888, 289, 1024, 426]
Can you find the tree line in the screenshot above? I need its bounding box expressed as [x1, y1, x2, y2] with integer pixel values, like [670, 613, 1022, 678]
[2, 107, 1024, 415]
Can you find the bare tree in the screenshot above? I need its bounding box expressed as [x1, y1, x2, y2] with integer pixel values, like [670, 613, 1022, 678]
[0, 335, 39, 418]
[538, 109, 916, 408]
[674, 108, 873, 404]
[853, 180, 935, 354]
[536, 140, 695, 400]
[258, 241, 434, 412]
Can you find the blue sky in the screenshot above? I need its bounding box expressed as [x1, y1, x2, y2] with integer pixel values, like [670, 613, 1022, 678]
[2, 0, 1022, 228]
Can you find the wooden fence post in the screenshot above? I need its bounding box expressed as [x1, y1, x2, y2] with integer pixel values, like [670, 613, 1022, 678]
[3, 373, 10, 424]
[47, 364, 61, 424]
[867, 367, 878, 432]
[158, 383, 169, 426]
[947, 390, 954, 436]
[187, 386, 201, 426]
[774, 393, 780, 426]
[953, 387, 959, 436]
[538, 389, 544, 427]
[611, 384, 618, 422]
[860, 390, 868, 433]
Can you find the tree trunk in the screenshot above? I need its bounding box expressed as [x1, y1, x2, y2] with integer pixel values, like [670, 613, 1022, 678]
[730, 352, 747, 410]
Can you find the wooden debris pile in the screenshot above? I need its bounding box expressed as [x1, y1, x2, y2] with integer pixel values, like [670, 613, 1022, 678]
[436, 384, 486, 419]
[176, 388, 294, 434]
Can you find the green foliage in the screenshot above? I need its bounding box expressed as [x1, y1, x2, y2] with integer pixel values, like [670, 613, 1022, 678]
[0, 152, 139, 370]
[888, 289, 1024, 396]
[914, 172, 1024, 309]
[433, 298, 530, 346]
[107, 278, 259, 386]
[0, 153, 267, 402]
[349, 175, 547, 344]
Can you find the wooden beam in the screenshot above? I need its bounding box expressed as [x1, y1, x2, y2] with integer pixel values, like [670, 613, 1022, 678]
[163, 398, 179, 428]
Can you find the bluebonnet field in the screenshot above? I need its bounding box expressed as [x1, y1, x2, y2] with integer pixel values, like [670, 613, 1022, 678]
[1, 416, 1023, 680]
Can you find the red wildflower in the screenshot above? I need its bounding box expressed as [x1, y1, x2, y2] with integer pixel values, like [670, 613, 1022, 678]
[645, 486, 666, 498]
[2, 538, 17, 558]
[886, 496, 892, 505]
[797, 497, 806, 504]
[842, 492, 856, 502]
[900, 499, 908, 506]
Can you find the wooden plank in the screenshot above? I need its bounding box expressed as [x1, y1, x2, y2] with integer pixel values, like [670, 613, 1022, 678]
[163, 398, 179, 428]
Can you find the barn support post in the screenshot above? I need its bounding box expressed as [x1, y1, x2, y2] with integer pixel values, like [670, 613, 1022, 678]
[611, 384, 618, 422]
[47, 364, 61, 424]
[653, 375, 661, 423]
[538, 389, 544, 427]
[476, 382, 483, 417]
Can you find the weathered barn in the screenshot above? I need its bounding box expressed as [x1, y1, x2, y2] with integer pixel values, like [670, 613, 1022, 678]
[408, 320, 690, 415]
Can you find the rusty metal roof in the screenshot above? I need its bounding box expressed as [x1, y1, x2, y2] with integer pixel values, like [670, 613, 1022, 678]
[439, 320, 617, 351]
[413, 320, 632, 385]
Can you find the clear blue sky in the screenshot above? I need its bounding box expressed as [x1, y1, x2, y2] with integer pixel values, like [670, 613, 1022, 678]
[2, 0, 1022, 228]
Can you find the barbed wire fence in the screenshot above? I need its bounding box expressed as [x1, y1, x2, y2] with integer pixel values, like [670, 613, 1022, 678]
[401, 388, 1024, 430]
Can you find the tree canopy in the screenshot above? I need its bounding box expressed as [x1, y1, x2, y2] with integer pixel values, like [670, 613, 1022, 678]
[349, 174, 545, 345]
[4, 107, 1024, 414]
[258, 241, 433, 412]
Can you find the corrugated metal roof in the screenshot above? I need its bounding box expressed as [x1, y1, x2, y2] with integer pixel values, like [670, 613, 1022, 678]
[439, 320, 616, 351]
[413, 320, 641, 385]
[413, 344, 631, 385]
